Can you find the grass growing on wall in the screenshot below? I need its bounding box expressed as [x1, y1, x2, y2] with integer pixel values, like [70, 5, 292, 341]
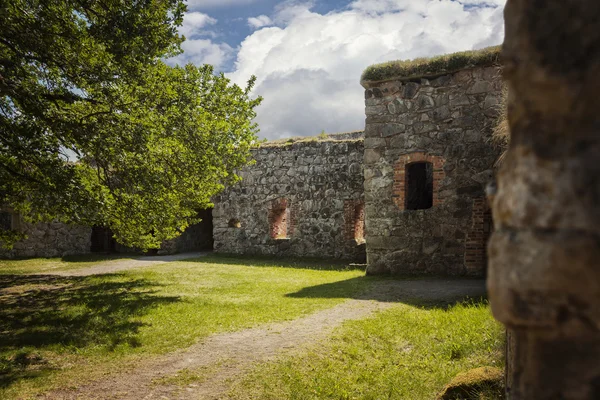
[260, 131, 364, 148]
[361, 46, 501, 83]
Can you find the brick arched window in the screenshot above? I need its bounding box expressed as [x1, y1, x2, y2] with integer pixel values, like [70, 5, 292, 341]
[269, 198, 293, 239]
[393, 152, 446, 210]
[344, 200, 365, 243]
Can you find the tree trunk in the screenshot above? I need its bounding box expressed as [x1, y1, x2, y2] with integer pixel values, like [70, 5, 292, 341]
[488, 1, 600, 399]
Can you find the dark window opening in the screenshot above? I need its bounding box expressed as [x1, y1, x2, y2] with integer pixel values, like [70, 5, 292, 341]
[406, 162, 433, 210]
[0, 212, 12, 231]
[354, 203, 365, 243]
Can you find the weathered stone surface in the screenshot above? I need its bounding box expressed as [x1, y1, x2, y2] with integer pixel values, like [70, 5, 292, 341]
[212, 136, 365, 261]
[488, 1, 600, 398]
[402, 82, 419, 99]
[0, 216, 91, 258]
[362, 66, 503, 276]
[381, 123, 406, 137]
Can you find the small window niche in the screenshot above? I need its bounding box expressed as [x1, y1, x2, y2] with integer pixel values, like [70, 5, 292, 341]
[354, 202, 365, 244]
[228, 218, 242, 228]
[406, 162, 433, 210]
[269, 200, 290, 239]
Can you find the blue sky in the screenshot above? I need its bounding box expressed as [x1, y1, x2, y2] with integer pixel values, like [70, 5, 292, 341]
[168, 0, 506, 140]
[183, 0, 353, 72]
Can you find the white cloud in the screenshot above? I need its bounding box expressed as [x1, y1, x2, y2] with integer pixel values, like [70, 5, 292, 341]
[168, 39, 234, 69]
[273, 0, 315, 24]
[247, 15, 273, 29]
[226, 0, 506, 140]
[186, 0, 257, 10]
[179, 12, 217, 39]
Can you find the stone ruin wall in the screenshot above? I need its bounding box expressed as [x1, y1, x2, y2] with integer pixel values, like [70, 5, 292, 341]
[158, 209, 214, 255]
[362, 65, 503, 276]
[212, 135, 366, 262]
[0, 66, 502, 272]
[0, 214, 91, 258]
[0, 213, 209, 259]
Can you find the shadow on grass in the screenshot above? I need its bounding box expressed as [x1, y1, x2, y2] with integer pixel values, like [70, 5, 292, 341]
[285, 276, 488, 309]
[60, 253, 136, 263]
[0, 274, 180, 388]
[181, 253, 367, 271]
[182, 254, 487, 308]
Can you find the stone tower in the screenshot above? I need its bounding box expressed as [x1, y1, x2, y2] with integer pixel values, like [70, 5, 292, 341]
[361, 48, 503, 276]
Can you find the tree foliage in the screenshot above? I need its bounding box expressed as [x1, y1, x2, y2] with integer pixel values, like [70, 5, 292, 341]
[0, 0, 261, 249]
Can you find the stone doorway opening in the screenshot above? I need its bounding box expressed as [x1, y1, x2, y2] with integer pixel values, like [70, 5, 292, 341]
[90, 226, 116, 253]
[195, 208, 214, 251]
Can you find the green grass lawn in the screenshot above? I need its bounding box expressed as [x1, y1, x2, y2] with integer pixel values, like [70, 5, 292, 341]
[229, 300, 504, 400]
[0, 254, 503, 400]
[0, 253, 135, 275]
[0, 255, 367, 399]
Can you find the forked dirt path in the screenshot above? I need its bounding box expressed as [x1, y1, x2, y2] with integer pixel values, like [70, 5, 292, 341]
[43, 279, 486, 400]
[45, 252, 208, 277]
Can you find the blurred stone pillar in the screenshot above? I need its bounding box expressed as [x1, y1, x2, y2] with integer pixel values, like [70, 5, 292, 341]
[487, 1, 600, 399]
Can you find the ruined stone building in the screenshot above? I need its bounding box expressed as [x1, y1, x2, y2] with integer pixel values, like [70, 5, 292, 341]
[1, 47, 504, 277]
[212, 131, 366, 262]
[360, 47, 503, 275]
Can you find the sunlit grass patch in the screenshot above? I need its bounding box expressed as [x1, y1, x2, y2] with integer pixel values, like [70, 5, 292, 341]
[0, 255, 367, 398]
[230, 300, 504, 400]
[0, 253, 134, 275]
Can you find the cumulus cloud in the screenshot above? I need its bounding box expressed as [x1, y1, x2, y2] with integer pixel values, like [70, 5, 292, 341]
[225, 0, 506, 140]
[247, 15, 273, 29]
[165, 12, 233, 68]
[168, 39, 234, 69]
[178, 12, 217, 39]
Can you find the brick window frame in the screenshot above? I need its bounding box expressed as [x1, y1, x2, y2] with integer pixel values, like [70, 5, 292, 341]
[268, 198, 297, 239]
[392, 152, 446, 210]
[344, 200, 365, 243]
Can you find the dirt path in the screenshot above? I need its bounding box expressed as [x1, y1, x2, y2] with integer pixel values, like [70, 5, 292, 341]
[44, 279, 486, 400]
[46, 252, 208, 277]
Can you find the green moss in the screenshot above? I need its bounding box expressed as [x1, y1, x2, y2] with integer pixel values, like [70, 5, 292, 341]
[361, 46, 501, 84]
[437, 366, 504, 400]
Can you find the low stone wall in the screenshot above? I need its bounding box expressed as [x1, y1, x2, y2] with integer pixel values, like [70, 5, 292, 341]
[362, 65, 503, 275]
[213, 136, 366, 261]
[0, 215, 91, 258]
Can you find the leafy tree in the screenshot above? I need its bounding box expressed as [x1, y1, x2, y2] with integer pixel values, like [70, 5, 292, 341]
[0, 0, 261, 249]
